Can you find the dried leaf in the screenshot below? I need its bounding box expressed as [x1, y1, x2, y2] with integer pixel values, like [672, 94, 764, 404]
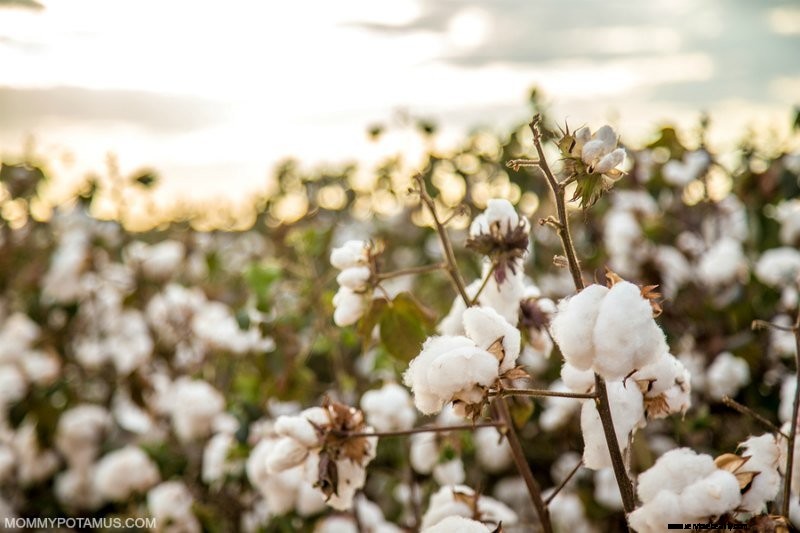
[735, 470, 760, 493]
[643, 394, 669, 419]
[604, 267, 624, 287]
[502, 366, 531, 382]
[452, 489, 480, 520]
[640, 284, 663, 317]
[487, 337, 505, 363]
[636, 378, 654, 395]
[714, 453, 751, 473]
[315, 451, 339, 500]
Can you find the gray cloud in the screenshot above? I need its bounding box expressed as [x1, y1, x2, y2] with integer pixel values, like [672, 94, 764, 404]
[0, 86, 230, 132]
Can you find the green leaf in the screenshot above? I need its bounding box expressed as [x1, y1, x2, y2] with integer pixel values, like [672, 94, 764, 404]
[378, 292, 435, 362]
[358, 297, 389, 339]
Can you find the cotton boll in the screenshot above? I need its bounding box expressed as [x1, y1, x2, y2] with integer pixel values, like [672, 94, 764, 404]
[55, 404, 111, 468]
[581, 381, 644, 470]
[561, 364, 596, 393]
[330, 240, 369, 269]
[653, 246, 692, 299]
[93, 446, 160, 502]
[423, 516, 491, 532]
[546, 490, 597, 533]
[324, 457, 370, 511]
[771, 314, 797, 359]
[636, 448, 716, 504]
[360, 383, 416, 432]
[336, 266, 372, 291]
[739, 434, 782, 513]
[628, 490, 683, 533]
[679, 469, 740, 520]
[592, 281, 666, 380]
[697, 238, 748, 288]
[13, 421, 60, 486]
[755, 247, 800, 288]
[420, 485, 517, 529]
[410, 433, 438, 474]
[594, 468, 623, 510]
[147, 481, 200, 533]
[266, 437, 310, 473]
[333, 286, 367, 327]
[780, 376, 796, 424]
[0, 365, 28, 405]
[776, 199, 800, 245]
[168, 378, 226, 442]
[202, 432, 237, 484]
[433, 458, 465, 486]
[551, 284, 609, 371]
[474, 427, 513, 473]
[706, 352, 750, 401]
[55, 468, 103, 511]
[462, 306, 521, 372]
[469, 198, 524, 236]
[604, 209, 645, 278]
[275, 409, 326, 448]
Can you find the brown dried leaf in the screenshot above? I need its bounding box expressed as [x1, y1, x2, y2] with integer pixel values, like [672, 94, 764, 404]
[714, 453, 751, 473]
[636, 378, 654, 395]
[644, 394, 669, 419]
[316, 451, 339, 500]
[735, 470, 760, 493]
[487, 337, 505, 363]
[452, 489, 480, 520]
[604, 267, 624, 287]
[640, 284, 663, 317]
[502, 366, 531, 382]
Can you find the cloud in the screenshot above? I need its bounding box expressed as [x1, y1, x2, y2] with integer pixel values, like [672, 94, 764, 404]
[0, 86, 229, 132]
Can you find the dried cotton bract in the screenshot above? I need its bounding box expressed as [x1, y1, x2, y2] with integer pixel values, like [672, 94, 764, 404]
[404, 307, 521, 416]
[560, 125, 627, 208]
[551, 281, 666, 381]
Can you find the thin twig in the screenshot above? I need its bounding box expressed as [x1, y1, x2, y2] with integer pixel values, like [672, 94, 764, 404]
[781, 312, 800, 518]
[721, 396, 787, 438]
[752, 319, 796, 333]
[471, 262, 498, 306]
[493, 395, 553, 533]
[377, 262, 447, 281]
[490, 388, 598, 400]
[413, 174, 471, 306]
[340, 421, 504, 439]
[544, 459, 583, 505]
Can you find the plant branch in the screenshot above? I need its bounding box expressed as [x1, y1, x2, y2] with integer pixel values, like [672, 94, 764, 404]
[490, 388, 598, 400]
[781, 311, 800, 518]
[413, 174, 471, 306]
[544, 459, 583, 505]
[721, 396, 787, 438]
[493, 395, 552, 533]
[340, 421, 504, 439]
[471, 262, 498, 306]
[520, 115, 636, 518]
[377, 262, 447, 281]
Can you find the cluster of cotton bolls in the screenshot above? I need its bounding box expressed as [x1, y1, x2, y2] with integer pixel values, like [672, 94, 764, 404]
[404, 306, 521, 416]
[420, 485, 517, 531]
[330, 240, 374, 326]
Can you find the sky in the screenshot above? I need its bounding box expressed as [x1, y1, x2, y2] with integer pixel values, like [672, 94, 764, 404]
[0, 0, 798, 212]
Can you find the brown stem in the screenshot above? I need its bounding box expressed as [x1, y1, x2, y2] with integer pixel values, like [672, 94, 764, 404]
[404, 438, 422, 529]
[493, 395, 553, 533]
[523, 115, 636, 517]
[544, 459, 583, 505]
[413, 174, 471, 306]
[781, 312, 800, 518]
[341, 421, 504, 439]
[721, 396, 787, 438]
[490, 388, 598, 400]
[377, 262, 447, 281]
[470, 262, 498, 306]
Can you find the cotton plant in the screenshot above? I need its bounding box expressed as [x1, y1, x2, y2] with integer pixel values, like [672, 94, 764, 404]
[557, 124, 627, 208]
[258, 399, 378, 510]
[404, 306, 523, 418]
[330, 240, 376, 327]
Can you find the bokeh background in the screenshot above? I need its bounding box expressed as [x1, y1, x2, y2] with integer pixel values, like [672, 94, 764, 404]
[0, 0, 798, 225]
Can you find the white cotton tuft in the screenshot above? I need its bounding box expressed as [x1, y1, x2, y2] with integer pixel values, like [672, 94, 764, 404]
[93, 446, 160, 502]
[706, 352, 750, 400]
[755, 247, 800, 288]
[636, 448, 716, 504]
[330, 240, 369, 269]
[420, 485, 517, 530]
[662, 150, 710, 186]
[580, 381, 644, 470]
[594, 468, 623, 510]
[551, 284, 609, 371]
[739, 433, 782, 513]
[592, 281, 666, 380]
[360, 383, 416, 432]
[336, 266, 372, 291]
[697, 237, 748, 288]
[433, 458, 465, 486]
[474, 427, 513, 473]
[167, 378, 226, 442]
[333, 286, 368, 327]
[422, 516, 491, 532]
[469, 198, 525, 237]
[147, 481, 200, 533]
[628, 490, 683, 533]
[679, 469, 741, 519]
[462, 306, 521, 373]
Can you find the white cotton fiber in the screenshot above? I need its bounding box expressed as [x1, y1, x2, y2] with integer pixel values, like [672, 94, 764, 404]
[580, 381, 643, 470]
[462, 306, 521, 373]
[551, 284, 609, 370]
[636, 448, 716, 503]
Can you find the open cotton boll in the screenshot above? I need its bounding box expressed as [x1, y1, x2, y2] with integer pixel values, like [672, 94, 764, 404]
[55, 404, 111, 467]
[551, 284, 610, 371]
[592, 281, 666, 381]
[420, 485, 517, 530]
[697, 237, 748, 288]
[93, 446, 160, 502]
[404, 336, 498, 415]
[679, 469, 740, 520]
[739, 434, 782, 513]
[333, 286, 367, 327]
[561, 363, 596, 393]
[330, 240, 369, 270]
[275, 408, 327, 448]
[168, 378, 226, 442]
[629, 491, 684, 533]
[336, 266, 372, 291]
[755, 247, 800, 287]
[706, 352, 750, 400]
[265, 437, 310, 473]
[469, 198, 524, 236]
[423, 516, 491, 533]
[580, 381, 644, 470]
[147, 481, 200, 533]
[433, 458, 465, 486]
[409, 432, 438, 474]
[594, 468, 623, 510]
[474, 427, 513, 473]
[780, 376, 796, 423]
[636, 448, 716, 504]
[360, 383, 416, 432]
[546, 490, 597, 533]
[462, 307, 521, 373]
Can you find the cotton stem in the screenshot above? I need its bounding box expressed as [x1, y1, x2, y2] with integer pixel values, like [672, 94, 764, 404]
[781, 311, 800, 518]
